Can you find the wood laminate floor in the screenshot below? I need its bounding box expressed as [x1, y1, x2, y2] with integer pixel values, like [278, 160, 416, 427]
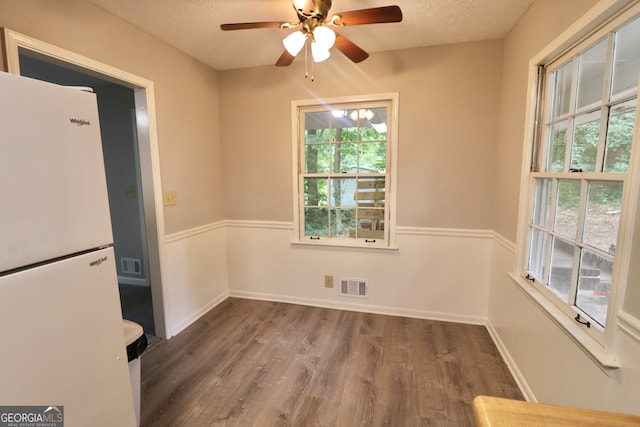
[140, 298, 523, 426]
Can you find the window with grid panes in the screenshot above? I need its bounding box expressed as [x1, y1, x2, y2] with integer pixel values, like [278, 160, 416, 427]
[524, 10, 640, 340]
[293, 95, 397, 247]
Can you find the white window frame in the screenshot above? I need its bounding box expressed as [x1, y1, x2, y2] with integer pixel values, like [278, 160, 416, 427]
[514, 0, 640, 368]
[291, 93, 399, 249]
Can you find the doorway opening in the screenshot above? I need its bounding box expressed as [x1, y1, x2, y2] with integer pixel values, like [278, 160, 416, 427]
[3, 28, 168, 340]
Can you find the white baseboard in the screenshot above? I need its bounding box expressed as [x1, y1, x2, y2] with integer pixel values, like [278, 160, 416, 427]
[485, 320, 536, 402]
[228, 290, 487, 325]
[170, 290, 229, 337]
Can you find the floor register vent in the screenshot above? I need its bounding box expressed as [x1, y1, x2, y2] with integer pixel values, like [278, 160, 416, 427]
[121, 257, 142, 275]
[340, 278, 368, 298]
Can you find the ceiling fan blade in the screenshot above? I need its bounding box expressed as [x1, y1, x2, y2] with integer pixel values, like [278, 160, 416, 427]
[332, 5, 402, 26]
[220, 21, 286, 31]
[275, 50, 296, 66]
[334, 34, 369, 63]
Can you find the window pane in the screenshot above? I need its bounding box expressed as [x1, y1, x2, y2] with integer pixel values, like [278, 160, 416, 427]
[611, 16, 640, 99]
[532, 178, 552, 227]
[305, 112, 331, 142]
[329, 177, 357, 208]
[571, 110, 601, 172]
[305, 144, 330, 174]
[604, 99, 636, 173]
[304, 207, 328, 236]
[547, 121, 568, 171]
[335, 118, 358, 142]
[555, 180, 581, 239]
[330, 208, 355, 237]
[300, 99, 393, 244]
[333, 142, 357, 173]
[576, 249, 613, 326]
[304, 127, 332, 143]
[359, 142, 387, 173]
[528, 227, 549, 281]
[358, 107, 388, 141]
[355, 209, 384, 239]
[576, 40, 607, 110]
[548, 237, 575, 303]
[551, 62, 573, 119]
[355, 178, 385, 207]
[304, 178, 327, 206]
[582, 181, 622, 253]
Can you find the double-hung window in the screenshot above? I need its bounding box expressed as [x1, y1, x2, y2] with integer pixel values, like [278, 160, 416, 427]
[292, 94, 398, 248]
[520, 4, 640, 359]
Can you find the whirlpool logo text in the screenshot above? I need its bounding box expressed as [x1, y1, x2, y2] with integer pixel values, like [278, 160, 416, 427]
[69, 118, 90, 126]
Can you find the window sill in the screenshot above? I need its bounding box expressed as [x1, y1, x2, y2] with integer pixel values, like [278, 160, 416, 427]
[508, 272, 620, 371]
[291, 240, 399, 251]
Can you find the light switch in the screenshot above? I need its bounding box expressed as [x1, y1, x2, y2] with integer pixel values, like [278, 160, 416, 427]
[324, 275, 334, 288]
[163, 190, 177, 206]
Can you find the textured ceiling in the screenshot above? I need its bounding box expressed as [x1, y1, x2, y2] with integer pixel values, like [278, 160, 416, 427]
[87, 0, 534, 71]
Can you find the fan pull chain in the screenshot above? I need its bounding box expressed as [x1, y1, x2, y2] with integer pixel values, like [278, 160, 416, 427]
[302, 41, 315, 82]
[311, 52, 315, 82]
[304, 41, 309, 79]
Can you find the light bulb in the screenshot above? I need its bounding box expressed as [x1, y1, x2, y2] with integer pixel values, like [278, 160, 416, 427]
[365, 110, 375, 120]
[283, 31, 306, 56]
[313, 26, 336, 50]
[293, 0, 313, 11]
[349, 109, 375, 121]
[311, 42, 330, 62]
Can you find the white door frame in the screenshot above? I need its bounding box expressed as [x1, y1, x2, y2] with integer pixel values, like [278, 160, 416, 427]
[2, 28, 170, 339]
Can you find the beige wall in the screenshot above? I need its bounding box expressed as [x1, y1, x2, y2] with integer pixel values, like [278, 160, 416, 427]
[0, 0, 224, 234]
[493, 0, 599, 240]
[219, 40, 504, 229]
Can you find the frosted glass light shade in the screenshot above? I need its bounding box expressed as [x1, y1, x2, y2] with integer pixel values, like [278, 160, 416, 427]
[311, 42, 330, 62]
[313, 26, 336, 50]
[283, 31, 306, 56]
[350, 109, 375, 121]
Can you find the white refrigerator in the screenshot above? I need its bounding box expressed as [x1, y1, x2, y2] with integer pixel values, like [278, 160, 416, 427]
[0, 72, 136, 426]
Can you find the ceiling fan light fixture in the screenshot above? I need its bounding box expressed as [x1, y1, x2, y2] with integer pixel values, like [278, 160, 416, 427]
[349, 109, 376, 121]
[292, 0, 313, 12]
[221, 3, 403, 73]
[311, 41, 331, 62]
[283, 31, 306, 56]
[312, 25, 336, 50]
[349, 108, 376, 122]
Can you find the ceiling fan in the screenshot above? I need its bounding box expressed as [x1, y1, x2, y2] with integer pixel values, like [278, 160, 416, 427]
[220, 0, 403, 67]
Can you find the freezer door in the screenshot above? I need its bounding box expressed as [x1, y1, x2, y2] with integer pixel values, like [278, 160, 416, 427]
[0, 247, 136, 427]
[0, 72, 113, 272]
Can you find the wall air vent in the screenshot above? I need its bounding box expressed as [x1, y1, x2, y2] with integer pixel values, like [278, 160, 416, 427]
[121, 257, 142, 275]
[340, 278, 368, 298]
